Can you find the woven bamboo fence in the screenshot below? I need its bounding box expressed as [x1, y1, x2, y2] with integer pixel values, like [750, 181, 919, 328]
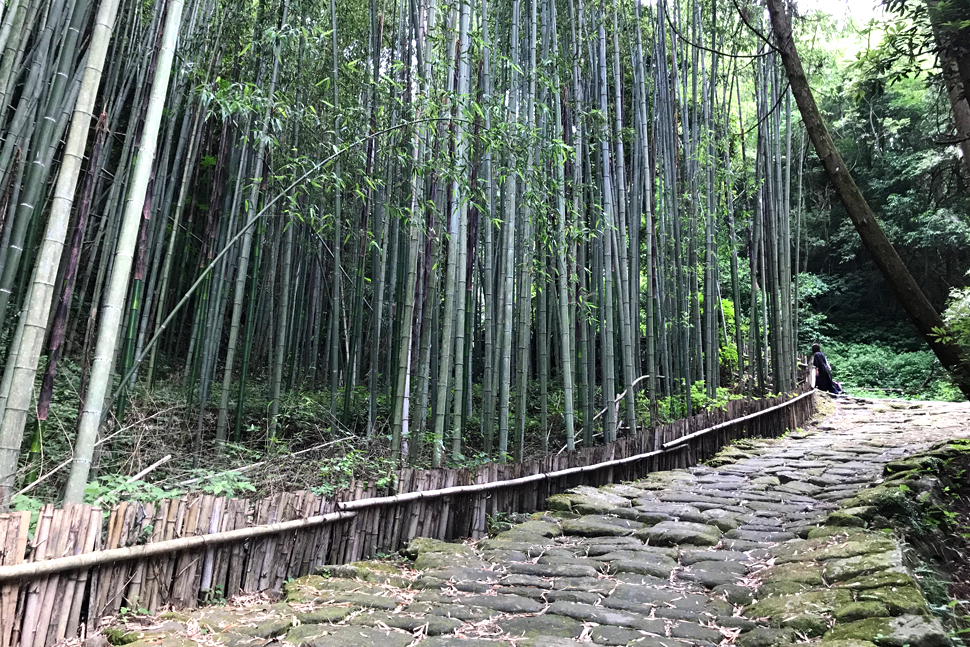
[0, 384, 816, 647]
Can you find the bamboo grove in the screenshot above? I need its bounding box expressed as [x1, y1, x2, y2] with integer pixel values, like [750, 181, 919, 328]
[0, 0, 808, 507]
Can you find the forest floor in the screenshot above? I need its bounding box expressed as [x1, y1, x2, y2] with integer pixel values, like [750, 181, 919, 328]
[99, 394, 970, 647]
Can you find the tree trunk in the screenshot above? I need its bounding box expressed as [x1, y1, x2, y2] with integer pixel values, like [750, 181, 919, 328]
[766, 0, 970, 398]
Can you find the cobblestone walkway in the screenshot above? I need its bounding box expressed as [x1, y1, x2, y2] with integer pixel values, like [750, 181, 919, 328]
[110, 396, 970, 647]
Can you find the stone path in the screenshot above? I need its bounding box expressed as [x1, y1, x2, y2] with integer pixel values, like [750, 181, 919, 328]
[107, 395, 970, 647]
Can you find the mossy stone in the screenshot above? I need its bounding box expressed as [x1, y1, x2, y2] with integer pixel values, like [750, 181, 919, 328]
[781, 613, 830, 637]
[759, 561, 826, 587]
[493, 530, 557, 545]
[560, 517, 639, 538]
[350, 610, 462, 635]
[296, 625, 414, 647]
[328, 592, 400, 610]
[713, 584, 755, 606]
[413, 551, 476, 570]
[828, 511, 867, 528]
[157, 612, 192, 622]
[241, 617, 296, 639]
[507, 519, 563, 537]
[103, 628, 141, 645]
[296, 607, 354, 624]
[290, 574, 333, 589]
[702, 509, 743, 531]
[285, 624, 332, 644]
[882, 470, 918, 484]
[326, 562, 408, 586]
[924, 442, 970, 460]
[600, 483, 649, 499]
[835, 572, 917, 591]
[745, 590, 852, 622]
[208, 633, 266, 647]
[807, 526, 867, 540]
[857, 586, 929, 616]
[751, 476, 782, 487]
[775, 535, 897, 565]
[823, 550, 902, 582]
[401, 537, 475, 560]
[816, 537, 898, 560]
[589, 626, 643, 646]
[770, 536, 845, 561]
[198, 609, 259, 632]
[497, 614, 583, 640]
[635, 521, 722, 546]
[759, 580, 821, 597]
[285, 574, 371, 601]
[124, 638, 195, 647]
[884, 457, 940, 475]
[350, 560, 400, 574]
[736, 626, 796, 647]
[841, 486, 898, 510]
[834, 601, 891, 623]
[819, 640, 878, 647]
[823, 615, 947, 647]
[569, 485, 633, 507]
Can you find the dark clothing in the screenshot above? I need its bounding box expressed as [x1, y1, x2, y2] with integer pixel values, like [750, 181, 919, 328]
[813, 351, 836, 393]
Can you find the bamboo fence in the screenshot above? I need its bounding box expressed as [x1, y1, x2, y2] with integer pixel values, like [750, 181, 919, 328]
[0, 384, 816, 647]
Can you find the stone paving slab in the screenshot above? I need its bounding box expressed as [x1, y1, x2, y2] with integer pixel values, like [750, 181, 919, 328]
[105, 395, 970, 647]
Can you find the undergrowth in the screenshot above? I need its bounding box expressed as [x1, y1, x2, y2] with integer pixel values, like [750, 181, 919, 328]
[823, 341, 961, 401]
[867, 439, 970, 643]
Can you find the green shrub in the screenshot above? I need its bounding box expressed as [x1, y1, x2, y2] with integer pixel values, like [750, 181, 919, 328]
[643, 381, 745, 425]
[943, 286, 970, 354]
[824, 341, 958, 400]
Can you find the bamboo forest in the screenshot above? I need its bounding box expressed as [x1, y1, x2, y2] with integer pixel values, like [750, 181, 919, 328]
[0, 0, 967, 509]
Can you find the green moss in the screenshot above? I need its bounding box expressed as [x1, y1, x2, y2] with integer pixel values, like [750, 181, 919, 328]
[834, 571, 918, 591]
[157, 612, 192, 622]
[350, 560, 400, 573]
[828, 511, 867, 527]
[124, 638, 196, 647]
[857, 586, 930, 616]
[807, 526, 868, 540]
[413, 551, 473, 570]
[823, 615, 947, 647]
[324, 561, 410, 586]
[760, 580, 820, 596]
[819, 640, 879, 647]
[506, 520, 562, 537]
[282, 574, 331, 602]
[400, 537, 475, 559]
[883, 469, 919, 483]
[842, 486, 902, 510]
[103, 628, 141, 645]
[835, 602, 891, 623]
[822, 549, 903, 582]
[824, 617, 898, 642]
[885, 457, 942, 476]
[781, 613, 831, 637]
[745, 590, 852, 623]
[758, 561, 826, 597]
[546, 493, 618, 515]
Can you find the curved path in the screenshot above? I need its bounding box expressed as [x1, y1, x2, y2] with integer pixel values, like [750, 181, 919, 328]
[110, 395, 970, 647]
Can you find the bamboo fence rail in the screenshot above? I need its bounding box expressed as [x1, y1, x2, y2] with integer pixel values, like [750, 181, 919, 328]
[0, 384, 816, 647]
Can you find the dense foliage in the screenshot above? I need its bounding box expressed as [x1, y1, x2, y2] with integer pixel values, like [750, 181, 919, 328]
[795, 3, 970, 397]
